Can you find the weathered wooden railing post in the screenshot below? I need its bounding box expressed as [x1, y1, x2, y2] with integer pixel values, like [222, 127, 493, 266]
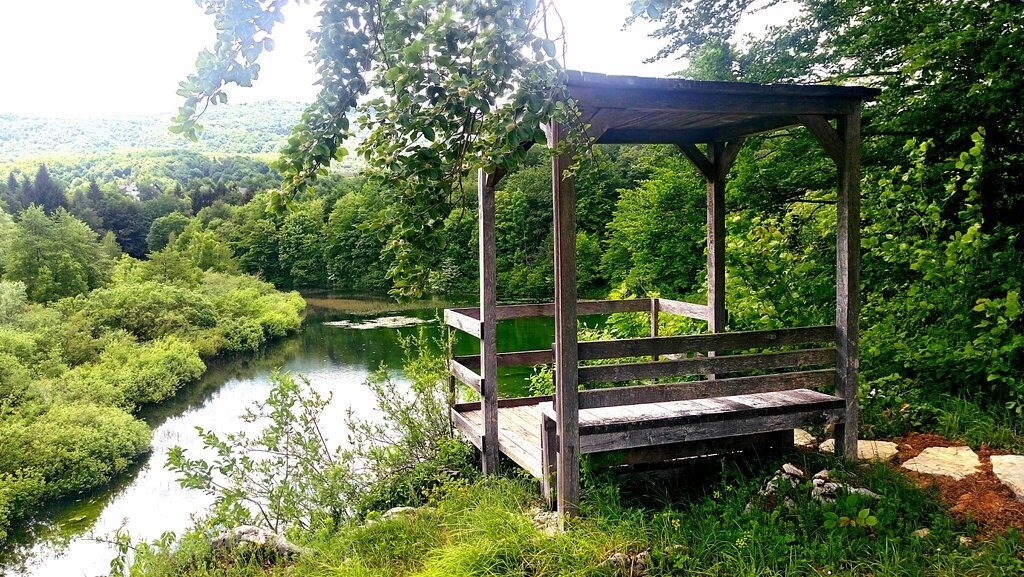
[835, 109, 862, 461]
[550, 120, 580, 517]
[479, 168, 499, 475]
[677, 140, 744, 377]
[799, 110, 862, 461]
[650, 298, 659, 361]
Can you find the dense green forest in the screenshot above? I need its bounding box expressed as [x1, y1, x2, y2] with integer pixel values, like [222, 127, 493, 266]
[0, 102, 305, 159]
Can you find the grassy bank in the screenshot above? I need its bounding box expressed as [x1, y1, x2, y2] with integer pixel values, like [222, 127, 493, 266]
[119, 343, 1023, 577]
[130, 457, 1024, 576]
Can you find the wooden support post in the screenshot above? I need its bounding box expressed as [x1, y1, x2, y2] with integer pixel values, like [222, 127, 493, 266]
[706, 142, 727, 336]
[650, 298, 660, 361]
[834, 110, 861, 461]
[479, 168, 499, 475]
[550, 121, 580, 517]
[540, 411, 557, 510]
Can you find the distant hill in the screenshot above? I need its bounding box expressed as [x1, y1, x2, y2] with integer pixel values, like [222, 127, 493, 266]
[0, 101, 308, 161]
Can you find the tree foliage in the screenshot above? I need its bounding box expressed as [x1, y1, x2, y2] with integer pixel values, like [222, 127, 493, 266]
[178, 0, 582, 295]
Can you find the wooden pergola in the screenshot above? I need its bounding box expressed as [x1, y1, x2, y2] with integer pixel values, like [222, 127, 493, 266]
[445, 71, 880, 515]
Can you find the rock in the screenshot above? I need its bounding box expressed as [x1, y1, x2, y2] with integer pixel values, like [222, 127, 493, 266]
[811, 471, 880, 504]
[528, 506, 561, 536]
[794, 428, 817, 448]
[959, 536, 974, 548]
[819, 438, 899, 461]
[782, 463, 805, 478]
[381, 506, 418, 520]
[601, 550, 649, 576]
[211, 525, 306, 559]
[913, 528, 931, 538]
[901, 446, 982, 480]
[990, 455, 1024, 502]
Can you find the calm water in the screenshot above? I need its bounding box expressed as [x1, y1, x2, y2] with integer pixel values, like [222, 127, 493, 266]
[0, 298, 563, 577]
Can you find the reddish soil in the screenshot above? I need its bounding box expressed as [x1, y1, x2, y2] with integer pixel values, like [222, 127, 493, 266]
[891, 433, 1024, 538]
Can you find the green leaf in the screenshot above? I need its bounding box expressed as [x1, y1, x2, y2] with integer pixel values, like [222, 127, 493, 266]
[1005, 290, 1020, 318]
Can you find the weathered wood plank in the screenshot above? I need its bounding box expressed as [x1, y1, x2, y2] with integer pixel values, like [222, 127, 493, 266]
[603, 430, 796, 466]
[454, 349, 554, 370]
[479, 169, 499, 475]
[540, 411, 557, 509]
[568, 85, 859, 117]
[707, 141, 727, 340]
[578, 348, 836, 384]
[578, 325, 836, 361]
[492, 299, 650, 320]
[656, 299, 710, 320]
[799, 115, 845, 168]
[835, 109, 862, 461]
[452, 395, 553, 412]
[578, 370, 836, 409]
[450, 407, 483, 450]
[444, 309, 482, 338]
[580, 407, 845, 453]
[446, 306, 480, 319]
[650, 298, 660, 361]
[448, 359, 482, 393]
[551, 119, 580, 516]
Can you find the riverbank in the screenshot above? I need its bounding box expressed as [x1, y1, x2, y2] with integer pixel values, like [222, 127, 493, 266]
[0, 260, 306, 551]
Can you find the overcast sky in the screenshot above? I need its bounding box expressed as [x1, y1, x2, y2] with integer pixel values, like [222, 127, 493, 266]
[0, 1, 790, 118]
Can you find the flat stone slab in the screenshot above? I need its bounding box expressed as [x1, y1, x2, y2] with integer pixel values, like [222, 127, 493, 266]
[794, 428, 816, 448]
[901, 446, 981, 480]
[991, 455, 1024, 502]
[819, 438, 899, 461]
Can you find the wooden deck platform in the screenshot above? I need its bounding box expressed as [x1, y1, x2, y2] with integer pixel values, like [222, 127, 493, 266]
[451, 388, 845, 480]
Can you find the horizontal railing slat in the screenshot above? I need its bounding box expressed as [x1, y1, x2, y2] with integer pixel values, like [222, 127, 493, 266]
[444, 309, 482, 338]
[454, 349, 554, 369]
[656, 298, 709, 320]
[578, 325, 835, 360]
[448, 359, 482, 392]
[578, 369, 836, 409]
[578, 347, 836, 384]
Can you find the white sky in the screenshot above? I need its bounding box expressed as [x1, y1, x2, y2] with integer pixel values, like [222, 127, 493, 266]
[0, 1, 792, 118]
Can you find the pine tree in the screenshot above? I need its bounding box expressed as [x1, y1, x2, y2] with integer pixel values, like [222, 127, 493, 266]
[31, 164, 66, 214]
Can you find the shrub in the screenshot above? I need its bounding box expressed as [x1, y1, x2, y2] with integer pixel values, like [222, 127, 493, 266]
[0, 404, 150, 498]
[58, 336, 205, 408]
[62, 281, 218, 342]
[0, 472, 45, 543]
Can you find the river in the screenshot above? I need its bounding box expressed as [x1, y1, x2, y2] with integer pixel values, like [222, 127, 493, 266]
[0, 297, 558, 577]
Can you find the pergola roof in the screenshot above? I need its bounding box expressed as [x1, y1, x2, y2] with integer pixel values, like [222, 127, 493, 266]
[565, 70, 881, 145]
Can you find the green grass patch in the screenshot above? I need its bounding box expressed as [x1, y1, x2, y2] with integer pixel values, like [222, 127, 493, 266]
[132, 454, 1024, 577]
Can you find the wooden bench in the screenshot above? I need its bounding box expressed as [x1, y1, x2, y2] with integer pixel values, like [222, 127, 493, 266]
[538, 388, 844, 505]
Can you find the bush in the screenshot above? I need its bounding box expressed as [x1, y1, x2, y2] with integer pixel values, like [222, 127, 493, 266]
[58, 336, 205, 408]
[63, 281, 218, 342]
[0, 404, 150, 498]
[166, 330, 474, 534]
[0, 472, 45, 543]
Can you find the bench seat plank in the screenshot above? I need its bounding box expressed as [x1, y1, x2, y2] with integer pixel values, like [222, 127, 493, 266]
[540, 388, 844, 454]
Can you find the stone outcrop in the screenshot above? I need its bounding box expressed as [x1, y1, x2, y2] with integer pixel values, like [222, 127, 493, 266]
[211, 525, 306, 559]
[901, 446, 981, 480]
[991, 455, 1024, 502]
[818, 438, 899, 461]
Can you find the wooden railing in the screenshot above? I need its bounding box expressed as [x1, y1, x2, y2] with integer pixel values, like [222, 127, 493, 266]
[446, 300, 838, 458]
[444, 298, 710, 394]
